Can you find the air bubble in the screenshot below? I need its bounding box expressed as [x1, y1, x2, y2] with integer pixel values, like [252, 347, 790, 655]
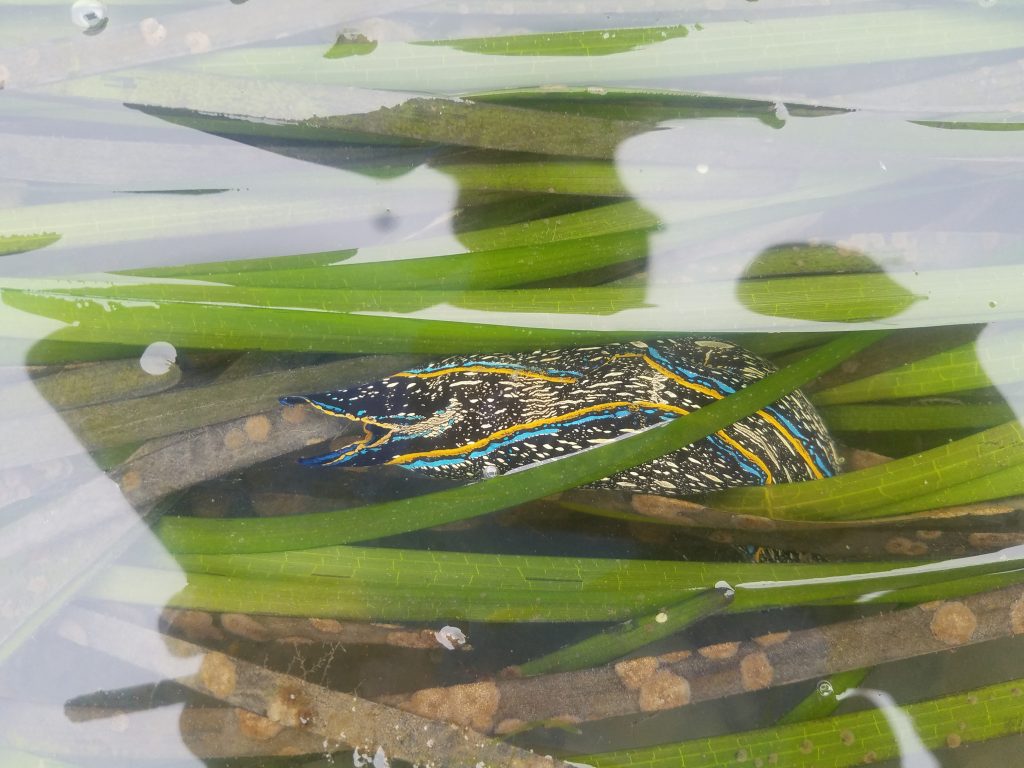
[140, 341, 176, 375]
[481, 464, 499, 479]
[70, 0, 108, 34]
[817, 679, 835, 698]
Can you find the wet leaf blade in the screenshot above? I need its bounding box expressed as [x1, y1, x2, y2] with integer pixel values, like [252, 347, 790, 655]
[97, 545, 1024, 621]
[183, 11, 1024, 92]
[4, 264, 1024, 353]
[814, 330, 1024, 404]
[707, 420, 1024, 521]
[775, 669, 869, 726]
[417, 25, 692, 57]
[819, 403, 1015, 432]
[119, 230, 652, 291]
[0, 232, 60, 257]
[578, 674, 1024, 767]
[514, 588, 732, 676]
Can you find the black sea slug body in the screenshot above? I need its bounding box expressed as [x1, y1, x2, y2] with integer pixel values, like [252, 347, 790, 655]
[281, 338, 838, 497]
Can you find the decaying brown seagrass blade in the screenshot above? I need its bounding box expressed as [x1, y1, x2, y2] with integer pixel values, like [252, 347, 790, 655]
[60, 607, 577, 768]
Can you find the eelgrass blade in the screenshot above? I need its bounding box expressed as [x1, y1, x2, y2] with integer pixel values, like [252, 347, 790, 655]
[323, 32, 378, 60]
[154, 332, 885, 554]
[867, 462, 1024, 518]
[514, 584, 734, 677]
[775, 669, 869, 726]
[819, 403, 1015, 432]
[122, 197, 656, 272]
[6, 282, 653, 316]
[2, 287, 652, 360]
[913, 120, 1024, 132]
[120, 249, 357, 280]
[577, 674, 1024, 768]
[119, 230, 652, 291]
[417, 26, 693, 58]
[302, 98, 650, 160]
[813, 328, 1024, 405]
[0, 232, 60, 256]
[5, 265, 1024, 359]
[706, 420, 1024, 521]
[467, 87, 848, 124]
[98, 546, 1024, 621]
[181, 11, 1024, 94]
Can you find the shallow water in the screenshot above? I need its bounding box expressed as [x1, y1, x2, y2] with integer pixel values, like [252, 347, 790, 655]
[2, 2, 1024, 766]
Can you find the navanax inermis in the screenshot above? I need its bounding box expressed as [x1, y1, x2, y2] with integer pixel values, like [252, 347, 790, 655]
[280, 339, 838, 497]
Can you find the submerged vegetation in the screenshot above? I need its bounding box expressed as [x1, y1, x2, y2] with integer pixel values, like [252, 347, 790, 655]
[2, 2, 1023, 766]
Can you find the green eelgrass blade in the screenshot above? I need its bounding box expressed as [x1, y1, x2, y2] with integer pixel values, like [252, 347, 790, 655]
[705, 420, 1024, 521]
[914, 120, 1024, 132]
[120, 249, 357, 279]
[417, 25, 692, 58]
[7, 262, 1024, 352]
[0, 232, 60, 256]
[577, 674, 1024, 768]
[155, 332, 886, 554]
[865, 568, 1024, 606]
[183, 11, 1024, 94]
[2, 263, 1020, 362]
[136, 96, 647, 158]
[514, 586, 734, 677]
[434, 159, 631, 198]
[1, 286, 651, 359]
[101, 546, 1024, 621]
[819, 403, 1015, 432]
[813, 329, 1024, 404]
[120, 197, 656, 272]
[3, 282, 654, 315]
[866, 462, 1024, 518]
[776, 669, 870, 726]
[302, 98, 649, 160]
[467, 87, 847, 124]
[106, 179, 912, 291]
[324, 33, 378, 60]
[734, 271, 919, 323]
[118, 230, 652, 291]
